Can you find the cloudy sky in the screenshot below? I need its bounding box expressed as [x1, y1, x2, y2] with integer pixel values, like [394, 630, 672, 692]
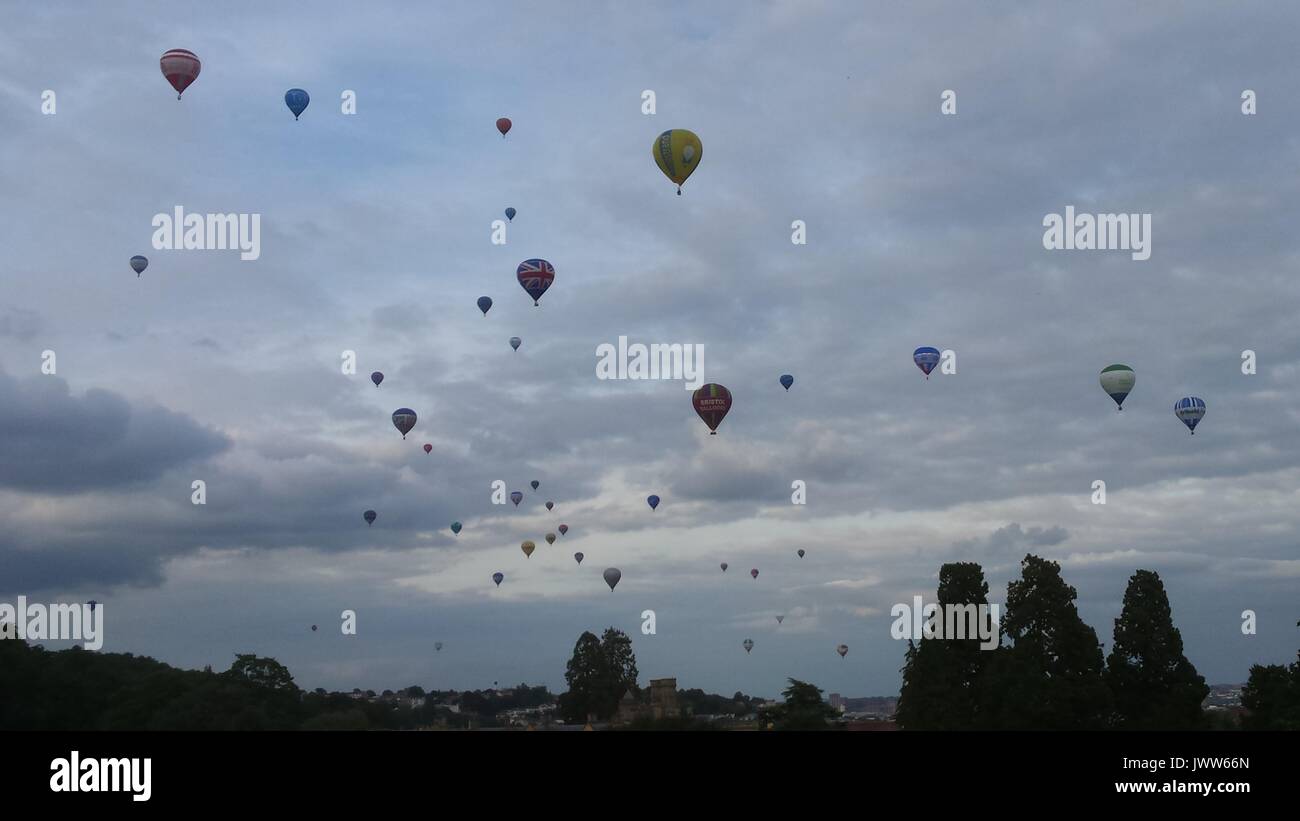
[2, 1, 1297, 699]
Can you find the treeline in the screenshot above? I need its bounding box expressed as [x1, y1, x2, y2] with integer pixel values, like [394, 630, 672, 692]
[897, 555, 1300, 730]
[0, 640, 552, 730]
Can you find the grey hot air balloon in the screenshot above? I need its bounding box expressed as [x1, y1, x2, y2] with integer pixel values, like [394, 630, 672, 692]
[743, 638, 754, 654]
[574, 552, 584, 565]
[776, 615, 784, 624]
[603, 567, 621, 591]
[130, 255, 149, 276]
[435, 642, 443, 652]
[837, 644, 849, 659]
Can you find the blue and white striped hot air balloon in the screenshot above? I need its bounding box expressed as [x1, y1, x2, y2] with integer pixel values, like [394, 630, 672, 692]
[1175, 396, 1206, 434]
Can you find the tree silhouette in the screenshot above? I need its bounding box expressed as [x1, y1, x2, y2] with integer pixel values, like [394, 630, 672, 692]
[1105, 569, 1208, 729]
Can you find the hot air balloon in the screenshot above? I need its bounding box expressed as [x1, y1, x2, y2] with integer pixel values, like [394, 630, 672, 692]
[1175, 397, 1206, 434]
[311, 625, 318, 632]
[558, 524, 568, 535]
[160, 49, 201, 99]
[423, 443, 432, 454]
[363, 510, 376, 526]
[510, 336, 521, 351]
[776, 615, 784, 624]
[797, 549, 805, 559]
[496, 117, 511, 137]
[492, 572, 504, 587]
[692, 383, 733, 435]
[647, 495, 660, 511]
[392, 408, 417, 438]
[914, 347, 941, 379]
[720, 562, 728, 572]
[435, 642, 443, 652]
[545, 533, 556, 545]
[837, 644, 849, 659]
[545, 501, 554, 511]
[780, 374, 794, 391]
[1100, 364, 1136, 410]
[574, 552, 584, 565]
[521, 540, 536, 558]
[130, 255, 148, 277]
[743, 639, 754, 654]
[477, 296, 493, 316]
[750, 568, 759, 579]
[505, 207, 516, 221]
[531, 480, 540, 491]
[516, 259, 554, 306]
[652, 129, 703, 194]
[284, 88, 310, 120]
[450, 521, 462, 535]
[510, 491, 523, 506]
[371, 371, 384, 387]
[603, 568, 621, 591]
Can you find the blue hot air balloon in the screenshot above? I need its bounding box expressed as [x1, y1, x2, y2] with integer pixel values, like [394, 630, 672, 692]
[780, 374, 794, 391]
[492, 572, 504, 587]
[477, 296, 493, 316]
[505, 207, 516, 221]
[913, 347, 941, 379]
[130, 255, 149, 277]
[392, 408, 417, 439]
[510, 336, 521, 351]
[1175, 397, 1206, 434]
[510, 491, 523, 506]
[647, 495, 660, 511]
[574, 552, 584, 565]
[363, 510, 377, 526]
[371, 371, 384, 387]
[285, 88, 310, 119]
[450, 521, 462, 535]
[531, 480, 540, 491]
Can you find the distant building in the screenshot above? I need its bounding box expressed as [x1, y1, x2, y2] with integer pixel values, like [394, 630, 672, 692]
[613, 677, 681, 724]
[829, 693, 845, 711]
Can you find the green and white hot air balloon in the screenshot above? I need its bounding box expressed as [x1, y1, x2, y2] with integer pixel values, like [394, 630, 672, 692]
[1099, 364, 1135, 411]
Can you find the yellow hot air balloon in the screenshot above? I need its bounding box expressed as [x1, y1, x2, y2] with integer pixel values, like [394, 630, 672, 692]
[521, 540, 536, 558]
[652, 129, 702, 195]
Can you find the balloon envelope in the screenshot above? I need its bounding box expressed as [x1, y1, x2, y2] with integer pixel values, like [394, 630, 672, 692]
[477, 296, 493, 315]
[743, 639, 754, 654]
[603, 567, 621, 591]
[284, 88, 310, 119]
[545, 501, 554, 511]
[392, 408, 417, 438]
[797, 549, 805, 558]
[574, 552, 584, 564]
[1175, 396, 1206, 433]
[692, 383, 732, 434]
[545, 533, 556, 544]
[311, 625, 318, 631]
[531, 480, 540, 491]
[505, 207, 516, 221]
[720, 562, 728, 572]
[496, 117, 512, 136]
[776, 615, 784, 624]
[521, 540, 535, 558]
[750, 568, 759, 579]
[435, 642, 442, 652]
[371, 371, 384, 387]
[423, 443, 432, 454]
[160, 49, 201, 98]
[652, 129, 703, 194]
[492, 572, 504, 587]
[647, 495, 660, 510]
[510, 491, 523, 506]
[510, 336, 521, 351]
[130, 255, 148, 276]
[450, 521, 462, 534]
[914, 347, 941, 377]
[837, 644, 849, 658]
[780, 374, 794, 391]
[1100, 364, 1136, 410]
[516, 259, 554, 306]
[363, 510, 376, 525]
[558, 524, 568, 535]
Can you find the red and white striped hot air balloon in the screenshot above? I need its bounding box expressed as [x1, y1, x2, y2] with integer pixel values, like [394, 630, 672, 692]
[160, 49, 201, 99]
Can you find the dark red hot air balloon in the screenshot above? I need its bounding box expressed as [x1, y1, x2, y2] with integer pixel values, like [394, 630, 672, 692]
[496, 117, 512, 137]
[423, 443, 432, 454]
[692, 383, 732, 435]
[160, 49, 201, 99]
